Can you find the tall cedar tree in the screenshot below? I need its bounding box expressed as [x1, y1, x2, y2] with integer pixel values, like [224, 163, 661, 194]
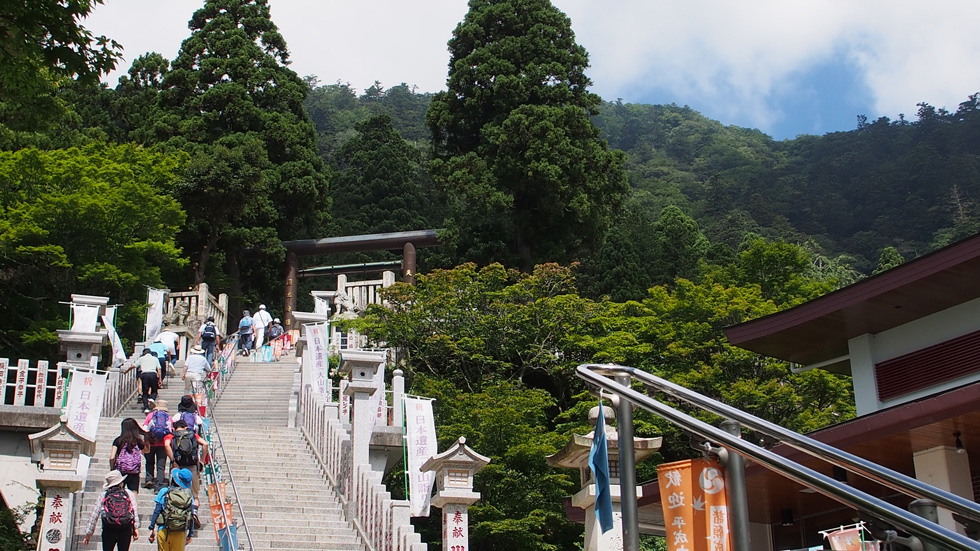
[332, 114, 439, 236]
[427, 0, 628, 271]
[155, 0, 329, 290]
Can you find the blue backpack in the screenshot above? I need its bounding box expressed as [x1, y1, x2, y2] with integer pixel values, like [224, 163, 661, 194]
[201, 323, 217, 342]
[148, 410, 171, 441]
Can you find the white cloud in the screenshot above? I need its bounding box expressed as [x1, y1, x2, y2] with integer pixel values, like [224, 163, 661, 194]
[85, 0, 980, 134]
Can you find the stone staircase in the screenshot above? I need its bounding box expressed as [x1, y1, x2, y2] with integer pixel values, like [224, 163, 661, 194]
[75, 369, 219, 550]
[75, 354, 366, 551]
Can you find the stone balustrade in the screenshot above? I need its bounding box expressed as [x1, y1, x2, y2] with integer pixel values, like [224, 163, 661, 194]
[298, 383, 427, 551]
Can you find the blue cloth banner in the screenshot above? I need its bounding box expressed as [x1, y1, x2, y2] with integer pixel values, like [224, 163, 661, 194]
[588, 400, 615, 533]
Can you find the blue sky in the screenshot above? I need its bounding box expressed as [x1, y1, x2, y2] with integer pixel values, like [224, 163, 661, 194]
[86, 0, 980, 141]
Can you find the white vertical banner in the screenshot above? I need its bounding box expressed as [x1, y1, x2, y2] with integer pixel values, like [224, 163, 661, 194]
[34, 360, 48, 406]
[36, 488, 73, 551]
[339, 379, 351, 423]
[145, 287, 166, 343]
[70, 303, 101, 332]
[306, 322, 330, 395]
[102, 306, 128, 368]
[404, 397, 437, 517]
[64, 368, 108, 440]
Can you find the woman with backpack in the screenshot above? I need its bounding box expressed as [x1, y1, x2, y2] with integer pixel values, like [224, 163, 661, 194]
[142, 399, 173, 492]
[109, 419, 148, 495]
[81, 470, 140, 550]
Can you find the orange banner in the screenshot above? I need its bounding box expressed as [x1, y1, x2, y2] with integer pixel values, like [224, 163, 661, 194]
[657, 458, 731, 551]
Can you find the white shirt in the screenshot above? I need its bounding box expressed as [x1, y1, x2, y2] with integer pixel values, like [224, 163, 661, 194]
[184, 354, 210, 377]
[156, 330, 180, 354]
[253, 309, 273, 329]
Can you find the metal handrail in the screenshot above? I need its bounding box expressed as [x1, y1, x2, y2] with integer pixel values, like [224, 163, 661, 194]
[613, 364, 980, 525]
[203, 401, 255, 551]
[577, 363, 980, 551]
[194, 338, 255, 551]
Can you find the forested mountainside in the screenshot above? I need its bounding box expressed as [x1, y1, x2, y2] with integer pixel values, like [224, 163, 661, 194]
[305, 82, 980, 274]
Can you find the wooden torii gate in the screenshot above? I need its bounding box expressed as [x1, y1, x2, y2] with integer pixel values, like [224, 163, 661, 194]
[280, 229, 441, 330]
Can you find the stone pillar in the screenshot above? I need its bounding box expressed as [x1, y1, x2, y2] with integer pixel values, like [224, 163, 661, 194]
[422, 437, 491, 551]
[547, 405, 662, 551]
[392, 369, 405, 427]
[913, 445, 974, 533]
[340, 350, 386, 467]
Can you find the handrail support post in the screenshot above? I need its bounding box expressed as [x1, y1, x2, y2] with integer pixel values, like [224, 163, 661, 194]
[616, 374, 641, 551]
[720, 420, 751, 551]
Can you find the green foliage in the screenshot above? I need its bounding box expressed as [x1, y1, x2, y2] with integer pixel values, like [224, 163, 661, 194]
[0, 143, 186, 360]
[873, 246, 905, 275]
[411, 376, 580, 551]
[331, 114, 441, 235]
[0, 506, 32, 551]
[128, 0, 331, 304]
[0, 0, 121, 137]
[427, 0, 628, 270]
[358, 263, 596, 404]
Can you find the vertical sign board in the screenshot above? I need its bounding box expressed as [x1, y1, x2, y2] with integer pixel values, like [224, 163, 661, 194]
[54, 365, 67, 410]
[444, 504, 469, 551]
[37, 489, 72, 551]
[14, 359, 29, 406]
[658, 458, 731, 551]
[367, 360, 386, 430]
[34, 360, 49, 406]
[0, 358, 7, 404]
[339, 379, 351, 423]
[64, 370, 108, 440]
[306, 323, 329, 396]
[404, 397, 437, 516]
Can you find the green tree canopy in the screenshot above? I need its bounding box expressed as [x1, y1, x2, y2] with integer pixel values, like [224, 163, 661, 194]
[148, 0, 329, 296]
[331, 114, 440, 236]
[0, 143, 187, 359]
[427, 0, 627, 270]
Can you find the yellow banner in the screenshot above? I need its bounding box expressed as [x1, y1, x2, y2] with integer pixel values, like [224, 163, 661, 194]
[657, 458, 731, 551]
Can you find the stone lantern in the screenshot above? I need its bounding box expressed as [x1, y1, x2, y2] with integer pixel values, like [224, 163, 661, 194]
[421, 437, 490, 551]
[28, 415, 96, 551]
[339, 349, 387, 467]
[547, 405, 662, 551]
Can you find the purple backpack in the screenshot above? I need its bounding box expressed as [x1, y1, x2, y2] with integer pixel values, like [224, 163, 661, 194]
[115, 444, 142, 474]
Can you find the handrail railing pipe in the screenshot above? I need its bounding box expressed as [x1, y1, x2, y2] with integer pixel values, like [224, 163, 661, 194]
[598, 363, 980, 525]
[577, 364, 980, 551]
[199, 383, 255, 551]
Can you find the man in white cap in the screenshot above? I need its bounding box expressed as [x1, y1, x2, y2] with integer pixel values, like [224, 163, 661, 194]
[252, 303, 273, 349]
[182, 345, 210, 394]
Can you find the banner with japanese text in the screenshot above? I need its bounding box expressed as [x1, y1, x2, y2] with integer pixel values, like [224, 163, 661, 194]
[305, 322, 330, 395]
[658, 458, 730, 551]
[367, 359, 385, 429]
[404, 397, 437, 516]
[65, 369, 108, 440]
